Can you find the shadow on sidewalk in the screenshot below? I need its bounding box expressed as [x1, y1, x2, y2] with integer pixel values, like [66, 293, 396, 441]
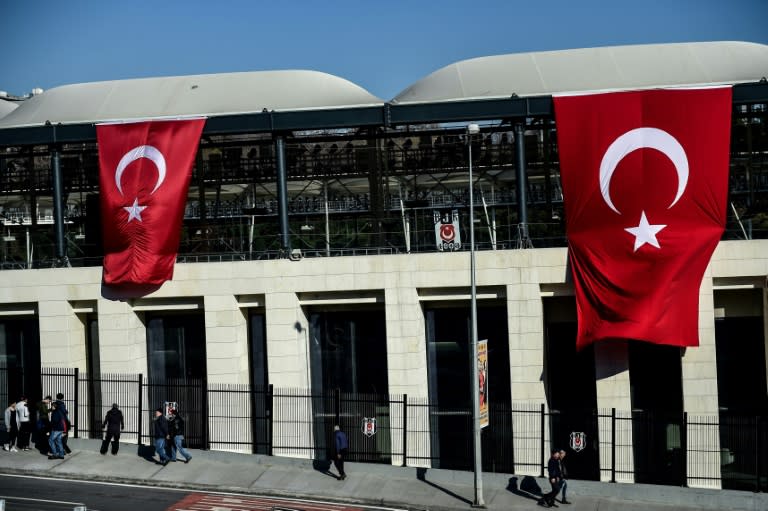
[416, 467, 473, 506]
[313, 459, 339, 480]
[137, 444, 157, 462]
[507, 476, 545, 503]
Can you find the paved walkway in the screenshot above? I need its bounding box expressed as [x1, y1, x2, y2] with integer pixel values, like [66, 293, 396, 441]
[0, 439, 765, 511]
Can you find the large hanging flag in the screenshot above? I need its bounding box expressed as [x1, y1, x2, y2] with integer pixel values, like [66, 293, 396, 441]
[97, 119, 205, 285]
[554, 87, 731, 350]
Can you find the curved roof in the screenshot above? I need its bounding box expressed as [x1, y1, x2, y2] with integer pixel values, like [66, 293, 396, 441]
[393, 41, 768, 103]
[0, 70, 383, 128]
[0, 99, 18, 120]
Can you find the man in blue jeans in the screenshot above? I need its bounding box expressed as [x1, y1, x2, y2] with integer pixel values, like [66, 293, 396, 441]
[168, 409, 192, 463]
[333, 424, 348, 480]
[48, 401, 66, 459]
[152, 408, 170, 465]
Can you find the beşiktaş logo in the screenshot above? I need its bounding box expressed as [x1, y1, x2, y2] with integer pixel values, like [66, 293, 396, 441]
[434, 209, 461, 251]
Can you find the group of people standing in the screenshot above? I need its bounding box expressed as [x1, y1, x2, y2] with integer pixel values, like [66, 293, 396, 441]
[152, 408, 192, 465]
[3, 394, 72, 459]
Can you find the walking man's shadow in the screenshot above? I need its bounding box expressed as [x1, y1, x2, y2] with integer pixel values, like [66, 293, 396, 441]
[313, 459, 339, 480]
[416, 468, 473, 505]
[508, 475, 546, 503]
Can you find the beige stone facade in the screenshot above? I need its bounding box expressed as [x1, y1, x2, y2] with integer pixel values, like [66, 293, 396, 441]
[0, 239, 766, 485]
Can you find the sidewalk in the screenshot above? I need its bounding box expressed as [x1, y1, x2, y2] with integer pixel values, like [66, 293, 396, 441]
[0, 439, 765, 511]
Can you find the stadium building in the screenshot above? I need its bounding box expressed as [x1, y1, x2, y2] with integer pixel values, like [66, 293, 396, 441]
[0, 41, 767, 491]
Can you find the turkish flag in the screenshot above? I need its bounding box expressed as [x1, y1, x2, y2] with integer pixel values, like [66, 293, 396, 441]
[554, 88, 731, 349]
[97, 119, 205, 285]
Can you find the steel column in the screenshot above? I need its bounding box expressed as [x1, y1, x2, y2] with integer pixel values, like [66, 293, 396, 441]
[274, 136, 291, 254]
[514, 123, 532, 248]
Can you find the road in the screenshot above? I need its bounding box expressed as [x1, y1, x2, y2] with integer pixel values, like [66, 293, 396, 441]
[0, 474, 399, 511]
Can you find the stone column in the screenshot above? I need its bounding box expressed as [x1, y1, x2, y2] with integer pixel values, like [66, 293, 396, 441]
[681, 274, 722, 488]
[96, 298, 147, 374]
[38, 300, 87, 369]
[385, 284, 429, 467]
[204, 294, 250, 453]
[204, 295, 249, 385]
[265, 290, 311, 458]
[508, 267, 548, 476]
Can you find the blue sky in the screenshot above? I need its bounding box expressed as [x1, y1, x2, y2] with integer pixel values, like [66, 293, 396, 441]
[3, 0, 767, 100]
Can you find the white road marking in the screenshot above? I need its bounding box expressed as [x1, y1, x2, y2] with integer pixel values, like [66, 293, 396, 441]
[0, 494, 85, 505]
[0, 473, 404, 510]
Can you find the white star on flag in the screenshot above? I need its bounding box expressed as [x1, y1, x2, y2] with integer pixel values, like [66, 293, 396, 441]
[123, 198, 147, 223]
[625, 211, 666, 252]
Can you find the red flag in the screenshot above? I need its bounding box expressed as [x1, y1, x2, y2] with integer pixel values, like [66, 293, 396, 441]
[97, 119, 205, 285]
[554, 88, 731, 350]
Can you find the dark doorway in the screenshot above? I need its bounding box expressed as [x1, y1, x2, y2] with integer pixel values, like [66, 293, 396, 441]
[84, 314, 102, 438]
[145, 312, 207, 448]
[0, 317, 41, 408]
[424, 301, 511, 472]
[714, 289, 767, 491]
[308, 307, 390, 464]
[628, 341, 684, 486]
[543, 296, 600, 481]
[308, 308, 388, 395]
[248, 310, 269, 454]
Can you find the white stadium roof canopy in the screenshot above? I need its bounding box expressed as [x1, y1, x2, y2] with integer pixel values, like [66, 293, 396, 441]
[392, 41, 768, 103]
[0, 70, 384, 129]
[0, 99, 18, 120]
[0, 41, 766, 142]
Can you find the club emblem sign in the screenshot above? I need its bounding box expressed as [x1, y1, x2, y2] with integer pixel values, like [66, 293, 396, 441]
[570, 431, 586, 452]
[362, 417, 377, 437]
[434, 210, 461, 251]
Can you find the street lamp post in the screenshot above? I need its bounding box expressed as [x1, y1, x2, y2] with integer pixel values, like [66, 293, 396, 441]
[467, 122, 485, 507]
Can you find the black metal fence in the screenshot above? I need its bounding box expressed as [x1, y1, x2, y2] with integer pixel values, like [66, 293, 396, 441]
[0, 367, 762, 492]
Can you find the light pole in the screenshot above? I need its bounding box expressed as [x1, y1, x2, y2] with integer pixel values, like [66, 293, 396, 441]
[467, 122, 485, 507]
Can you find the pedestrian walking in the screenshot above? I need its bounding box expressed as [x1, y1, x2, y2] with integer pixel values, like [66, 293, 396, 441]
[333, 424, 348, 480]
[3, 402, 20, 452]
[100, 403, 124, 455]
[47, 401, 66, 460]
[539, 449, 562, 508]
[168, 409, 192, 463]
[152, 408, 170, 465]
[558, 449, 572, 504]
[15, 396, 31, 450]
[54, 393, 72, 455]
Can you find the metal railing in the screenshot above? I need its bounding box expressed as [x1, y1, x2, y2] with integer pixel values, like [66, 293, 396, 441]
[0, 366, 762, 491]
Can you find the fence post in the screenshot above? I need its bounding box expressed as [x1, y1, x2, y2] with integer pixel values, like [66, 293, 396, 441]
[756, 415, 762, 493]
[137, 374, 143, 446]
[202, 376, 209, 450]
[611, 408, 616, 483]
[73, 367, 79, 439]
[267, 384, 273, 457]
[540, 403, 545, 478]
[402, 394, 408, 467]
[681, 411, 688, 487]
[249, 384, 258, 455]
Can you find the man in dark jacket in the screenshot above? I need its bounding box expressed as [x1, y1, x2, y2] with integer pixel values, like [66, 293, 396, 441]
[168, 409, 192, 463]
[54, 393, 72, 455]
[152, 408, 170, 465]
[100, 403, 124, 455]
[540, 449, 562, 507]
[34, 396, 51, 452]
[333, 424, 348, 480]
[47, 401, 66, 460]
